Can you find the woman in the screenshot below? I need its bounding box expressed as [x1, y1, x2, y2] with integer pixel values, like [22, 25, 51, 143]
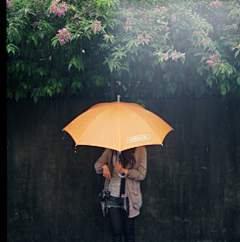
[94, 146, 147, 242]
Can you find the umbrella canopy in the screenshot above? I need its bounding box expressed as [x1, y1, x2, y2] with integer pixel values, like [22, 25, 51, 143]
[63, 97, 173, 152]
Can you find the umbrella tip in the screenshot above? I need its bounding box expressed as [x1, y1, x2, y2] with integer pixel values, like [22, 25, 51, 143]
[117, 95, 121, 103]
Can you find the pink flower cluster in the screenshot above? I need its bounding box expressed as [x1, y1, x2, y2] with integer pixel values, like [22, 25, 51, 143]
[165, 22, 170, 31]
[195, 29, 211, 46]
[162, 7, 167, 14]
[137, 34, 150, 42]
[103, 34, 114, 40]
[202, 37, 211, 46]
[210, 0, 222, 8]
[232, 24, 238, 29]
[56, 26, 72, 46]
[125, 20, 133, 26]
[206, 54, 220, 68]
[157, 52, 185, 61]
[123, 20, 133, 32]
[172, 13, 177, 22]
[6, 0, 12, 10]
[89, 10, 99, 16]
[195, 29, 208, 36]
[153, 6, 167, 14]
[89, 20, 101, 33]
[50, 0, 68, 17]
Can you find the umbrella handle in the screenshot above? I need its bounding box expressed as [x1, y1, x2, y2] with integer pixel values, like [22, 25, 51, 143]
[117, 171, 127, 178]
[116, 151, 127, 178]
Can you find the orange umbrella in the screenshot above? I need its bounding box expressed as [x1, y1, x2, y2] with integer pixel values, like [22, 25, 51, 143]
[63, 96, 173, 152]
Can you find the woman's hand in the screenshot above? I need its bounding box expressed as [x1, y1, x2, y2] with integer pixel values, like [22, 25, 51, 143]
[102, 164, 111, 180]
[115, 163, 129, 174]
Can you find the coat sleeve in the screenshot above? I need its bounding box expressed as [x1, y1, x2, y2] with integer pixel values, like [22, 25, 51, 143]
[127, 146, 147, 181]
[94, 149, 111, 174]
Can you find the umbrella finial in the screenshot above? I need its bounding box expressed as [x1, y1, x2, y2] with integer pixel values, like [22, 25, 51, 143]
[117, 95, 120, 103]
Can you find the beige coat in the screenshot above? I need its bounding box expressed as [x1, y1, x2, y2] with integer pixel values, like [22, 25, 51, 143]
[94, 146, 147, 218]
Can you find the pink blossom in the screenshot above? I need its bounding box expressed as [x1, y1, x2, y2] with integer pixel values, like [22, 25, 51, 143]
[89, 20, 101, 32]
[201, 29, 208, 35]
[103, 34, 108, 40]
[237, 4, 240, 7]
[125, 20, 133, 26]
[137, 34, 144, 41]
[195, 29, 207, 35]
[172, 52, 178, 62]
[210, 0, 222, 8]
[232, 24, 238, 29]
[207, 53, 221, 68]
[164, 53, 169, 61]
[137, 34, 150, 42]
[59, 2, 67, 11]
[56, 26, 71, 45]
[50, 5, 57, 13]
[162, 7, 167, 14]
[202, 37, 210, 46]
[209, 54, 218, 60]
[146, 34, 150, 39]
[60, 40, 66, 46]
[181, 53, 186, 59]
[50, 0, 68, 17]
[165, 22, 170, 31]
[6, 0, 12, 10]
[172, 13, 177, 22]
[65, 33, 72, 40]
[154, 8, 160, 13]
[95, 25, 101, 32]
[206, 60, 214, 66]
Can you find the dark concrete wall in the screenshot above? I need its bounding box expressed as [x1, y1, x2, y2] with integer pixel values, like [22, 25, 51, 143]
[7, 98, 240, 242]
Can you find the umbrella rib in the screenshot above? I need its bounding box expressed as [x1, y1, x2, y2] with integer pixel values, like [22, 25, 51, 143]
[117, 103, 121, 152]
[75, 102, 118, 145]
[122, 104, 173, 145]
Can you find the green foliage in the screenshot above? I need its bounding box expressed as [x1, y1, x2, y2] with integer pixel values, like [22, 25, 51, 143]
[6, 0, 240, 103]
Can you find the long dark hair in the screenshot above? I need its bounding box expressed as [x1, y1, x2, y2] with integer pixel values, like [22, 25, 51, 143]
[119, 148, 136, 168]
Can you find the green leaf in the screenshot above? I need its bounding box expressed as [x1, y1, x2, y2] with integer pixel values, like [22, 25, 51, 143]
[7, 88, 13, 99]
[15, 91, 21, 102]
[206, 76, 213, 88]
[220, 83, 227, 96]
[237, 76, 240, 85]
[68, 57, 84, 72]
[6, 43, 19, 55]
[33, 95, 38, 104]
[21, 62, 25, 72]
[168, 83, 177, 95]
[235, 50, 239, 58]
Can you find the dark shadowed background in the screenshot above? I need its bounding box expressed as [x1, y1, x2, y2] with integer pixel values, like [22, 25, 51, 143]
[7, 98, 240, 242]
